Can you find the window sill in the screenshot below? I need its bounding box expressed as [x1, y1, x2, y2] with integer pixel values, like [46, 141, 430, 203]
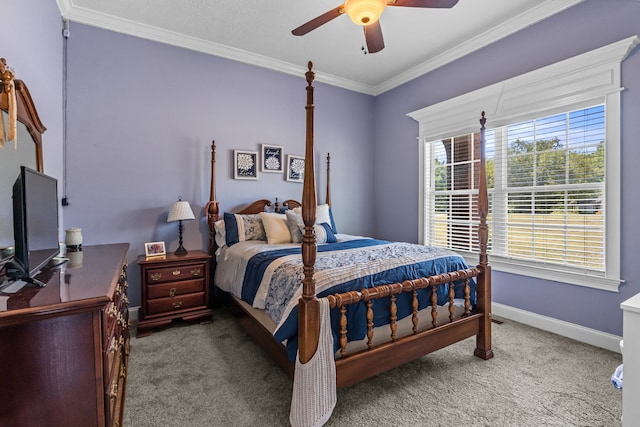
[458, 252, 622, 292]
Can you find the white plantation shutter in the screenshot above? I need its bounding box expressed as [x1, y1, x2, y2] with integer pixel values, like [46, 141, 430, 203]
[427, 106, 606, 273]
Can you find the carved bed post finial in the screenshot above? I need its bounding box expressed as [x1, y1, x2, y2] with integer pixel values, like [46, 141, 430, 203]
[299, 61, 320, 364]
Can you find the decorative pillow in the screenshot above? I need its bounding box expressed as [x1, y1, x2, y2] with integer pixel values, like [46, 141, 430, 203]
[223, 212, 266, 246]
[214, 219, 226, 248]
[285, 210, 304, 243]
[297, 222, 337, 244]
[292, 204, 337, 233]
[259, 212, 292, 244]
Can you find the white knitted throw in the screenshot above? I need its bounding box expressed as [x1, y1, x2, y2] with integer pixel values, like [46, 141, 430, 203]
[289, 298, 336, 427]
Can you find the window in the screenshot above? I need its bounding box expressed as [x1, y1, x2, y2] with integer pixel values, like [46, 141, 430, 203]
[409, 36, 638, 291]
[429, 105, 605, 271]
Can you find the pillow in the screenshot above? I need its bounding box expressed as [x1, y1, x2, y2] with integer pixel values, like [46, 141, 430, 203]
[292, 204, 337, 233]
[297, 222, 337, 244]
[214, 219, 226, 248]
[285, 210, 304, 243]
[259, 212, 292, 244]
[223, 213, 266, 246]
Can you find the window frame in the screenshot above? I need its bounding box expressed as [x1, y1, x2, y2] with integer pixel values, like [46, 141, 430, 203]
[408, 36, 639, 292]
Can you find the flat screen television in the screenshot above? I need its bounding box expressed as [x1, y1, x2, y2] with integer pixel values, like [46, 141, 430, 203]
[5, 166, 60, 287]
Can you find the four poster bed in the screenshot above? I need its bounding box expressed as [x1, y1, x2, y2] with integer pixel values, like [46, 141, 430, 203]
[205, 62, 493, 393]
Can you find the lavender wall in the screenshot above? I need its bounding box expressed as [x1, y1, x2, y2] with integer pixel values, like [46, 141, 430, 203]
[373, 0, 640, 336]
[7, 0, 637, 337]
[63, 23, 376, 306]
[2, 0, 64, 233]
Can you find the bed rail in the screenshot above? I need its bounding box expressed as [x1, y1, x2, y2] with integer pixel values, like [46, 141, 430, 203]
[326, 267, 478, 357]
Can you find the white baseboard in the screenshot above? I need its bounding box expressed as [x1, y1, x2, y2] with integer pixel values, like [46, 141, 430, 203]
[129, 306, 140, 323]
[492, 303, 622, 353]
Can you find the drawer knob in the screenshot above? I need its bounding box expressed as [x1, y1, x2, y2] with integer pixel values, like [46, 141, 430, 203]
[169, 287, 177, 297]
[172, 270, 181, 276]
[191, 268, 201, 276]
[172, 301, 183, 309]
[150, 272, 162, 281]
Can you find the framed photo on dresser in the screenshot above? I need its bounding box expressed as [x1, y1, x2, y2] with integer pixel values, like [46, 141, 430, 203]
[144, 241, 166, 257]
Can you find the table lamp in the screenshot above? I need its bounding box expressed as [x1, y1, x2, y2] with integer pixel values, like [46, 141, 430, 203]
[167, 196, 195, 256]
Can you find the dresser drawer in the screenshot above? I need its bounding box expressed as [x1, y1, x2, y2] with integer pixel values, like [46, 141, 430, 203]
[146, 263, 205, 284]
[147, 278, 205, 300]
[146, 292, 206, 316]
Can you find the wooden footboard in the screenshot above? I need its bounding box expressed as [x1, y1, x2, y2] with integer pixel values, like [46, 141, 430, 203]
[222, 264, 490, 390]
[325, 267, 489, 388]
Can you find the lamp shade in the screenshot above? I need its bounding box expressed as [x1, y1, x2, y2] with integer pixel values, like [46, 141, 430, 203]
[344, 0, 386, 26]
[167, 199, 195, 222]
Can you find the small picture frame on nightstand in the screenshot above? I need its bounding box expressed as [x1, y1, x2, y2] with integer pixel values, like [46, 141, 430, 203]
[144, 241, 166, 257]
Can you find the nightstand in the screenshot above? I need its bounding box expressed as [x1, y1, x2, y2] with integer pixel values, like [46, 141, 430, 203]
[136, 250, 213, 337]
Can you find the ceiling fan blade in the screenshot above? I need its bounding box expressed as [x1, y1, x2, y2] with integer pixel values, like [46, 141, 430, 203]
[364, 21, 385, 53]
[292, 5, 345, 36]
[390, 0, 459, 8]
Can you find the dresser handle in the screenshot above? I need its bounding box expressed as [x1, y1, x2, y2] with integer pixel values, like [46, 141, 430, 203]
[169, 288, 177, 297]
[173, 301, 182, 309]
[107, 303, 118, 319]
[191, 268, 201, 276]
[110, 383, 118, 400]
[150, 272, 162, 281]
[172, 270, 181, 276]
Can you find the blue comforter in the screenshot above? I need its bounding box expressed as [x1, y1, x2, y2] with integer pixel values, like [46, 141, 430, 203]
[239, 239, 476, 361]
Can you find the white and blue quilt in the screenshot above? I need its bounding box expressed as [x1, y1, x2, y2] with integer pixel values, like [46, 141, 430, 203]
[215, 237, 476, 361]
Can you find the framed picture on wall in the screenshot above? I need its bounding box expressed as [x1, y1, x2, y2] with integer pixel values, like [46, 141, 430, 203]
[234, 150, 259, 180]
[261, 144, 284, 173]
[286, 155, 304, 183]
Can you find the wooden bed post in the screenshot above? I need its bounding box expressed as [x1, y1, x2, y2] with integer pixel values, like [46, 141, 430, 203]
[298, 62, 320, 364]
[474, 112, 493, 360]
[206, 141, 219, 256]
[326, 153, 331, 206]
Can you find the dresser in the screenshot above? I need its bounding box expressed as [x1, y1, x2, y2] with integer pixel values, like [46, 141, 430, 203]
[0, 243, 130, 427]
[137, 250, 212, 337]
[621, 292, 640, 427]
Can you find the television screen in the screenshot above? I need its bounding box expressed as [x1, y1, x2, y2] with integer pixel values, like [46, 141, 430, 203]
[8, 166, 59, 284]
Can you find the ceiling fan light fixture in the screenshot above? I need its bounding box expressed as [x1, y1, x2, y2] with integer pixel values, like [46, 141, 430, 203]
[344, 0, 387, 26]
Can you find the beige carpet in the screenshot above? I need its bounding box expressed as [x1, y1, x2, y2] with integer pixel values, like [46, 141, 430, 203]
[123, 308, 622, 426]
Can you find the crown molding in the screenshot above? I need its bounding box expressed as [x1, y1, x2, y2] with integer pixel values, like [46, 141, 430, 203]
[373, 0, 585, 95]
[56, 0, 584, 96]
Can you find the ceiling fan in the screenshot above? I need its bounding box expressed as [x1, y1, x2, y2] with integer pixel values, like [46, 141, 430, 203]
[291, 0, 460, 54]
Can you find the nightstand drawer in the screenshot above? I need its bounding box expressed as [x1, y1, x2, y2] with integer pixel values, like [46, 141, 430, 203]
[146, 292, 206, 316]
[137, 250, 212, 337]
[146, 263, 205, 284]
[147, 278, 205, 300]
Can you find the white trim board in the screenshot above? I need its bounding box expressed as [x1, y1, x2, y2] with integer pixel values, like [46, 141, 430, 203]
[493, 302, 622, 354]
[129, 306, 140, 324]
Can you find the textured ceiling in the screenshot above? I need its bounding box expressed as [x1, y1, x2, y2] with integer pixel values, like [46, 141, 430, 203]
[56, 0, 584, 95]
